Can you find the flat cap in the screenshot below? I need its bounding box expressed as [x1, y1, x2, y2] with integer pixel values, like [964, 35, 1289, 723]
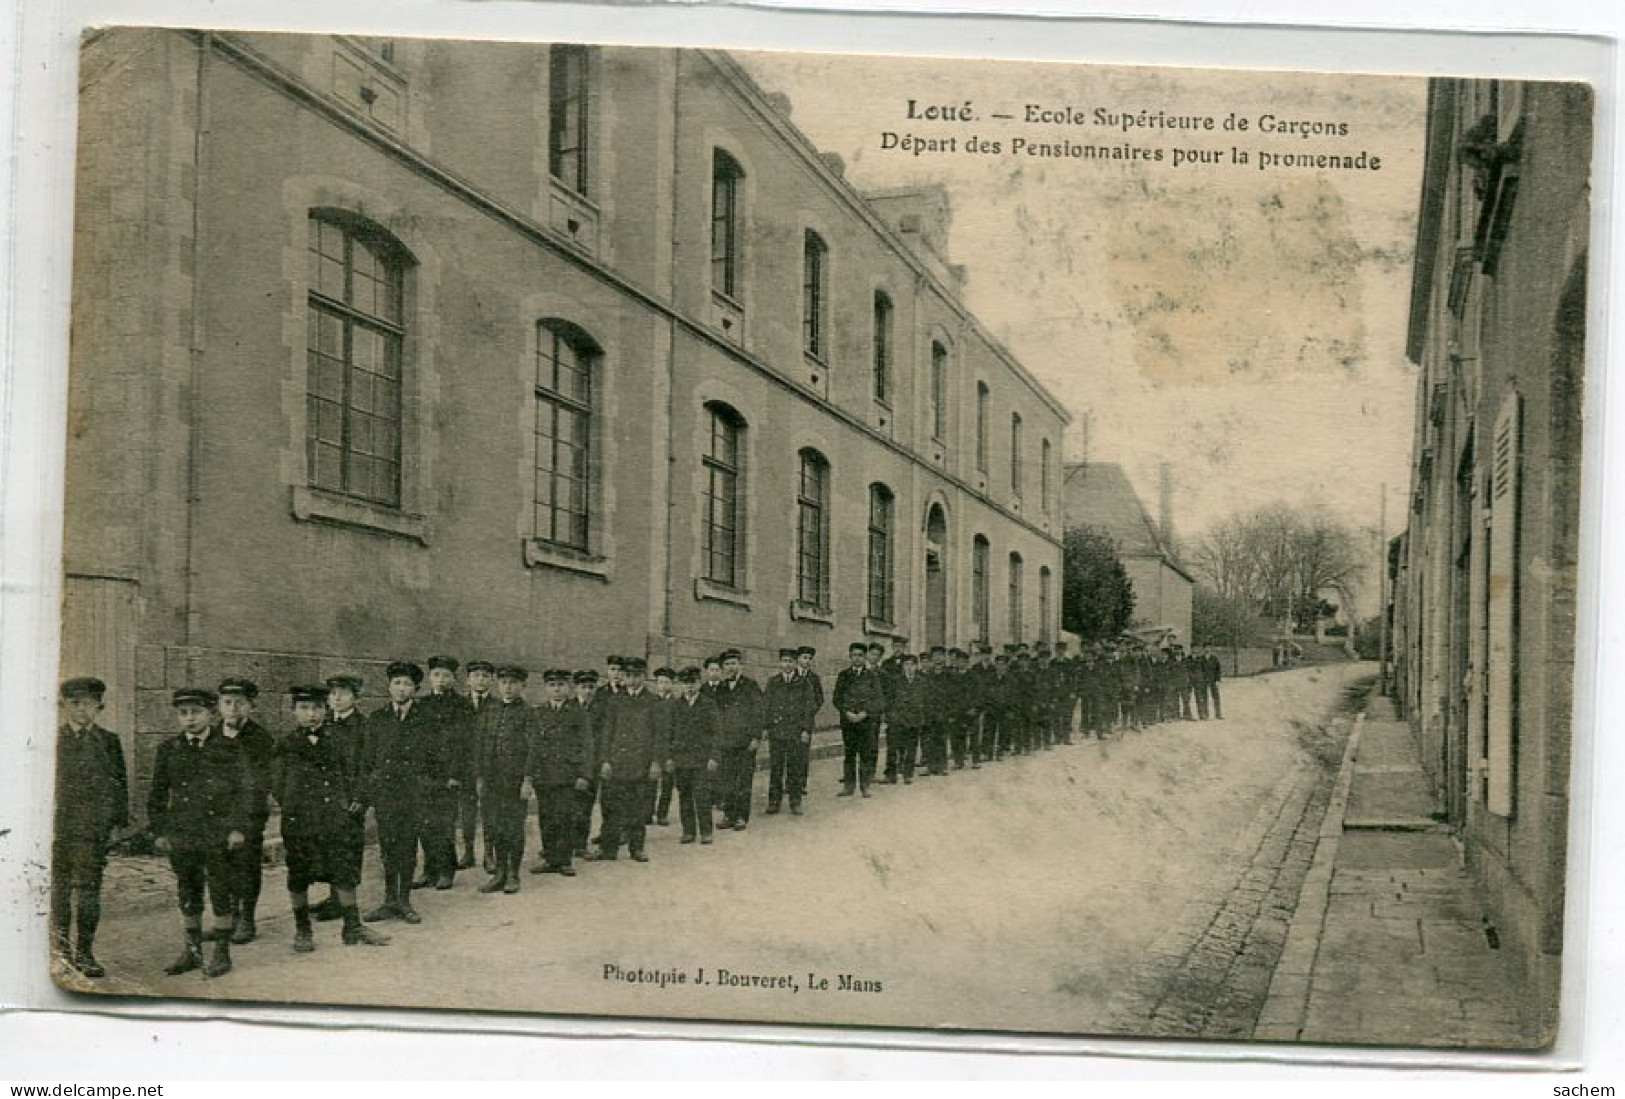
[573, 670, 599, 684]
[777, 647, 798, 659]
[60, 676, 106, 701]
[796, 646, 817, 657]
[495, 664, 529, 681]
[289, 685, 328, 704]
[719, 649, 743, 662]
[217, 677, 259, 700]
[542, 668, 571, 683]
[172, 687, 217, 708]
[426, 655, 460, 673]
[677, 666, 703, 683]
[653, 666, 676, 679]
[385, 661, 424, 685]
[465, 660, 496, 675]
[325, 674, 364, 694]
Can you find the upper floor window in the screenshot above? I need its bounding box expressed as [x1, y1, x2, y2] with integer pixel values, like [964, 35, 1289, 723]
[975, 382, 990, 472]
[306, 212, 407, 508]
[549, 45, 591, 195]
[867, 484, 895, 623]
[1041, 437, 1053, 513]
[796, 449, 831, 608]
[1010, 412, 1024, 497]
[803, 231, 828, 360]
[711, 150, 744, 302]
[972, 534, 991, 644]
[534, 320, 597, 552]
[931, 341, 948, 441]
[703, 403, 746, 588]
[873, 292, 893, 404]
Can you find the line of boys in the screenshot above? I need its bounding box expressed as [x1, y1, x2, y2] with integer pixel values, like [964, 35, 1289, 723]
[52, 637, 1221, 980]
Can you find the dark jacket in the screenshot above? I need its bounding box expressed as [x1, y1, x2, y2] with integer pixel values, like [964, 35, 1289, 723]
[421, 690, 476, 787]
[887, 672, 933, 729]
[595, 688, 667, 777]
[667, 692, 721, 770]
[366, 699, 453, 810]
[147, 731, 257, 849]
[530, 699, 593, 789]
[220, 718, 277, 828]
[833, 666, 885, 723]
[712, 675, 764, 751]
[762, 673, 807, 742]
[465, 690, 495, 780]
[273, 723, 367, 838]
[478, 698, 536, 797]
[55, 723, 129, 844]
[797, 670, 824, 731]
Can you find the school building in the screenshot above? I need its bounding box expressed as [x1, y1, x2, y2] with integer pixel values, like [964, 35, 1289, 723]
[1391, 76, 1590, 1038]
[60, 30, 1070, 817]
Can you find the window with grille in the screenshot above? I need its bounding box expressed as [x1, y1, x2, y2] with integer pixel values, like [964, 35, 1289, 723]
[549, 45, 590, 195]
[873, 292, 892, 403]
[711, 150, 744, 301]
[797, 449, 830, 607]
[803, 231, 828, 359]
[534, 321, 596, 551]
[703, 403, 744, 587]
[867, 484, 895, 623]
[306, 213, 406, 507]
[973, 535, 990, 644]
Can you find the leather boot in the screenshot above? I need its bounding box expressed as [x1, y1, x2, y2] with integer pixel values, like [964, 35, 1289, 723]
[341, 905, 391, 946]
[204, 934, 232, 978]
[502, 855, 521, 894]
[231, 907, 257, 944]
[479, 863, 507, 893]
[164, 927, 204, 976]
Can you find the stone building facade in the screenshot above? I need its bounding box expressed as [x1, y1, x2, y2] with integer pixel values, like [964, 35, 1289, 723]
[1393, 76, 1589, 1037]
[61, 30, 1069, 817]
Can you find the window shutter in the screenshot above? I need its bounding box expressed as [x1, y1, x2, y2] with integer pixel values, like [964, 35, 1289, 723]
[1485, 391, 1520, 817]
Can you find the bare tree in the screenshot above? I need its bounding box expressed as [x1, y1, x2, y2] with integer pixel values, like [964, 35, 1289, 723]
[1189, 503, 1362, 633]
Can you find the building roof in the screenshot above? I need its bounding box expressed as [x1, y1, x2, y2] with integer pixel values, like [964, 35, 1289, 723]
[1063, 462, 1194, 583]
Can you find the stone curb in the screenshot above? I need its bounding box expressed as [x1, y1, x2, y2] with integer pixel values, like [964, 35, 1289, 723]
[1252, 706, 1365, 1041]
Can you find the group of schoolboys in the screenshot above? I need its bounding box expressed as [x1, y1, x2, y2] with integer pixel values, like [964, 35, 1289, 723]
[52, 635, 1220, 982]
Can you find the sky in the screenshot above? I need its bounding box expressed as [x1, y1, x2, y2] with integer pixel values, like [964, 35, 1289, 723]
[737, 50, 1426, 604]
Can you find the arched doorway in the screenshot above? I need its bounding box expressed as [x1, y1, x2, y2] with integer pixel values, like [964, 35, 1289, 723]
[924, 503, 948, 650]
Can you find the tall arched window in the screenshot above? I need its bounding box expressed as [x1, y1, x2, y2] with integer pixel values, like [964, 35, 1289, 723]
[306, 211, 408, 507]
[797, 449, 830, 608]
[867, 484, 895, 624]
[703, 402, 745, 587]
[711, 150, 744, 301]
[975, 382, 990, 473]
[972, 534, 991, 645]
[1039, 565, 1053, 643]
[803, 231, 828, 359]
[548, 44, 591, 194]
[1008, 552, 1025, 643]
[534, 320, 597, 551]
[873, 292, 893, 403]
[930, 341, 948, 441]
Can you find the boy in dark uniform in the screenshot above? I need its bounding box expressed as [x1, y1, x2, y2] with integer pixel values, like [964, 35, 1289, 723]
[666, 667, 720, 842]
[52, 677, 128, 979]
[833, 642, 885, 797]
[215, 678, 276, 945]
[887, 654, 930, 783]
[713, 649, 764, 828]
[763, 648, 809, 815]
[366, 662, 449, 925]
[570, 669, 601, 859]
[530, 669, 593, 876]
[462, 660, 496, 871]
[646, 667, 677, 827]
[793, 646, 822, 806]
[416, 655, 471, 890]
[148, 687, 254, 978]
[477, 664, 535, 894]
[946, 648, 975, 768]
[592, 658, 665, 861]
[312, 674, 367, 922]
[274, 686, 389, 952]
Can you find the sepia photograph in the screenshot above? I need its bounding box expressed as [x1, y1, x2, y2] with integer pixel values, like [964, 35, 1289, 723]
[46, 23, 1591, 1051]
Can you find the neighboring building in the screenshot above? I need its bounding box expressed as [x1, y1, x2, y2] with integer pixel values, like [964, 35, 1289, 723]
[61, 30, 1069, 815]
[1394, 76, 1589, 1039]
[1062, 462, 1193, 644]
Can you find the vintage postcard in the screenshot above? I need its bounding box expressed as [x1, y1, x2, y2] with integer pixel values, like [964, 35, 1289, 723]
[48, 26, 1590, 1050]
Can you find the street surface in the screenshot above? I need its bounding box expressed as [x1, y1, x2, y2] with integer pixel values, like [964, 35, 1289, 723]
[68, 664, 1372, 1036]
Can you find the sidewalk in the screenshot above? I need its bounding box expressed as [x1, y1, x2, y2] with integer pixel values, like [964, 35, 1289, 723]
[1254, 693, 1537, 1048]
